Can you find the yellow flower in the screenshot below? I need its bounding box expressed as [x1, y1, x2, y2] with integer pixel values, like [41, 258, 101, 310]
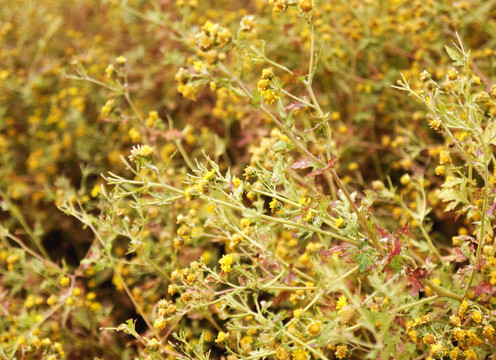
[128, 127, 141, 142]
[60, 276, 70, 287]
[447, 69, 458, 80]
[430, 342, 444, 356]
[463, 349, 477, 360]
[240, 15, 256, 32]
[128, 144, 154, 163]
[204, 169, 216, 181]
[105, 64, 114, 77]
[294, 308, 303, 318]
[334, 217, 345, 228]
[439, 150, 451, 165]
[232, 177, 242, 188]
[435, 165, 446, 176]
[458, 300, 469, 318]
[335, 345, 348, 359]
[348, 162, 358, 171]
[299, 0, 314, 12]
[269, 198, 279, 213]
[154, 317, 167, 330]
[453, 328, 465, 341]
[407, 329, 418, 342]
[471, 310, 482, 323]
[450, 347, 459, 360]
[262, 89, 279, 104]
[201, 20, 219, 36]
[193, 60, 205, 73]
[116, 55, 127, 64]
[423, 334, 435, 345]
[449, 315, 461, 326]
[146, 338, 160, 352]
[336, 295, 347, 311]
[261, 67, 274, 79]
[257, 79, 270, 92]
[219, 254, 234, 273]
[47, 295, 57, 307]
[400, 173, 411, 185]
[306, 320, 322, 336]
[217, 28, 232, 47]
[101, 104, 112, 116]
[292, 348, 309, 360]
[299, 252, 310, 266]
[91, 184, 101, 198]
[483, 325, 495, 339]
[177, 83, 198, 100]
[215, 331, 230, 342]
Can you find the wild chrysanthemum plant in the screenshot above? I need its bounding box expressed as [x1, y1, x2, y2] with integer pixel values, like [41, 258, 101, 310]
[4, 1, 496, 359]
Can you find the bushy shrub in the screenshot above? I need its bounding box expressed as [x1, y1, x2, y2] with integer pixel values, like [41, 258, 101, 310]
[2, 1, 496, 359]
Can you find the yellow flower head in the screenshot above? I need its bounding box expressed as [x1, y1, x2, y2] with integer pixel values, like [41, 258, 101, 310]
[400, 173, 411, 185]
[449, 315, 461, 326]
[336, 295, 347, 311]
[292, 348, 309, 360]
[335, 345, 348, 359]
[204, 169, 216, 181]
[262, 89, 279, 104]
[306, 320, 322, 336]
[471, 310, 482, 323]
[128, 144, 154, 163]
[439, 150, 451, 165]
[334, 217, 345, 228]
[116, 55, 127, 64]
[219, 254, 234, 273]
[299, 0, 314, 12]
[269, 198, 279, 213]
[215, 331, 230, 343]
[423, 333, 435, 345]
[262, 67, 274, 80]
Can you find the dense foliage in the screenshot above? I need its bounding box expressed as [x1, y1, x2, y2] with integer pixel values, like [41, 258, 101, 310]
[2, 1, 496, 359]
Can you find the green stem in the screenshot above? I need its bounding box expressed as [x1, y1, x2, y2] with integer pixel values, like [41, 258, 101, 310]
[395, 295, 439, 312]
[0, 191, 51, 260]
[422, 279, 463, 301]
[173, 138, 196, 171]
[142, 252, 171, 281]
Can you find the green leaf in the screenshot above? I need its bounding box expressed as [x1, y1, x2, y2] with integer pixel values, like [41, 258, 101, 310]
[445, 46, 464, 67]
[438, 188, 466, 212]
[389, 256, 402, 273]
[271, 140, 295, 152]
[356, 249, 375, 272]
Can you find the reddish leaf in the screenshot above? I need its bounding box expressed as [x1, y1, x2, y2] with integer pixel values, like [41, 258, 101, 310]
[161, 128, 183, 141]
[399, 223, 410, 237]
[306, 156, 339, 178]
[283, 264, 297, 284]
[440, 248, 468, 262]
[472, 281, 495, 297]
[475, 258, 487, 271]
[374, 224, 391, 240]
[290, 159, 312, 170]
[487, 199, 496, 216]
[272, 291, 290, 307]
[387, 237, 402, 263]
[205, 275, 218, 283]
[318, 245, 348, 259]
[305, 122, 323, 133]
[405, 267, 428, 293]
[284, 101, 305, 112]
